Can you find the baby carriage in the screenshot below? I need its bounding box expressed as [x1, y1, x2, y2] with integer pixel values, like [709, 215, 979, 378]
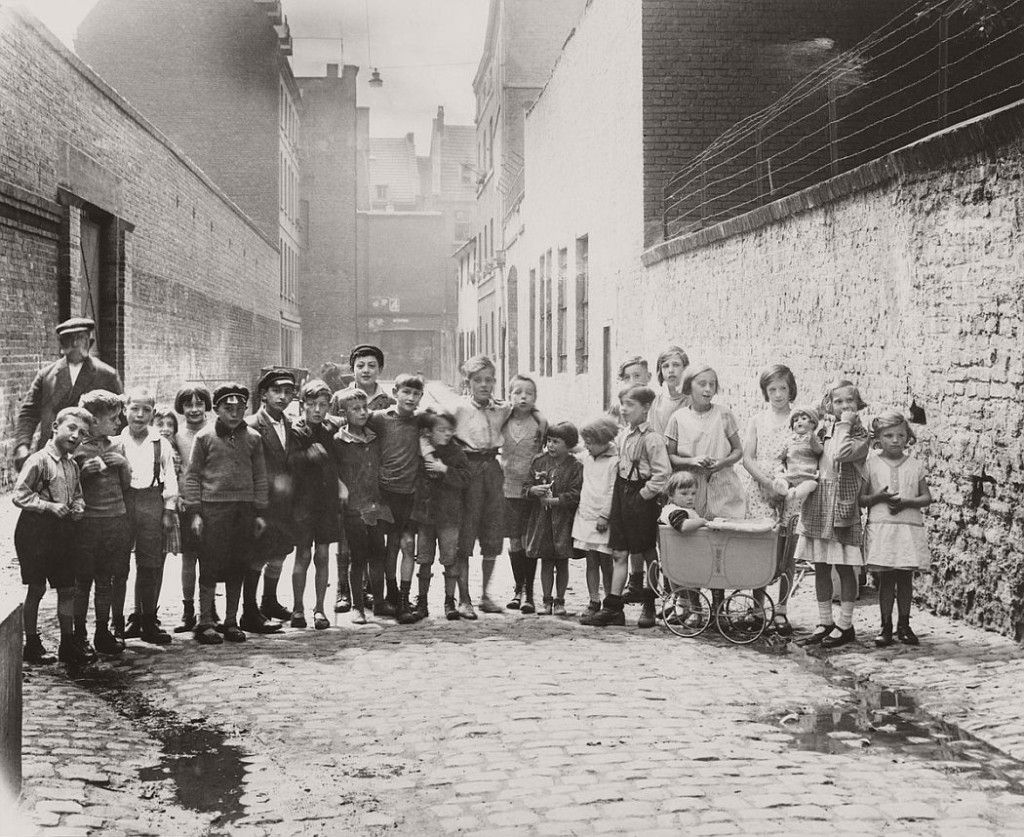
[649, 516, 801, 645]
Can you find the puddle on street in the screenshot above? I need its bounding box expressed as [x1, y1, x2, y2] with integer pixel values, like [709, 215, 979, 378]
[70, 667, 248, 825]
[766, 677, 1024, 794]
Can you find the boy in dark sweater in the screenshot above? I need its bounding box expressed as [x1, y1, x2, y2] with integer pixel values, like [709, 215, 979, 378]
[287, 379, 342, 629]
[411, 409, 470, 621]
[74, 389, 132, 657]
[182, 384, 269, 644]
[332, 389, 393, 624]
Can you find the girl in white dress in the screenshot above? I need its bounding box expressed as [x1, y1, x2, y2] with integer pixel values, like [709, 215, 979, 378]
[861, 411, 932, 647]
[572, 416, 620, 615]
[741, 364, 798, 634]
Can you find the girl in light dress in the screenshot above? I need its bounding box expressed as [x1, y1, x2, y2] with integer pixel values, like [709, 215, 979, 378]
[572, 416, 620, 615]
[861, 411, 932, 647]
[665, 364, 746, 519]
[665, 365, 746, 616]
[648, 345, 690, 436]
[741, 364, 800, 635]
[796, 380, 870, 650]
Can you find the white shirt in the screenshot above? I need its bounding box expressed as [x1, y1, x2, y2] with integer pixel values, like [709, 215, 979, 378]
[67, 359, 83, 386]
[267, 413, 287, 448]
[119, 427, 179, 509]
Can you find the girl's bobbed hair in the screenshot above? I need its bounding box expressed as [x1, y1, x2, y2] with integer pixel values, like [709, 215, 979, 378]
[822, 379, 868, 414]
[174, 386, 213, 414]
[547, 421, 579, 450]
[153, 404, 179, 434]
[579, 415, 619, 445]
[681, 364, 718, 396]
[655, 345, 690, 385]
[871, 410, 916, 445]
[759, 364, 797, 402]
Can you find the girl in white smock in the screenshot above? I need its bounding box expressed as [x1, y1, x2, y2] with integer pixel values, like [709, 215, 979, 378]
[861, 411, 932, 648]
[665, 364, 746, 519]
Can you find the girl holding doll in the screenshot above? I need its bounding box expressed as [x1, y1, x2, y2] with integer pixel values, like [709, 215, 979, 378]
[861, 411, 932, 646]
[796, 379, 870, 649]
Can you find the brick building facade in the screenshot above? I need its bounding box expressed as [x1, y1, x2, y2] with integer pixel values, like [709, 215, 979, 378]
[296, 64, 360, 373]
[76, 0, 305, 363]
[464, 0, 588, 393]
[0, 8, 280, 485]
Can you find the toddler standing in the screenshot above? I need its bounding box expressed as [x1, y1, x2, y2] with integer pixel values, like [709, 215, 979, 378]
[572, 416, 619, 616]
[861, 411, 932, 646]
[523, 423, 583, 616]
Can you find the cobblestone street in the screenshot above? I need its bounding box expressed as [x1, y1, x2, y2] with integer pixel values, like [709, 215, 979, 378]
[4, 485, 1024, 836]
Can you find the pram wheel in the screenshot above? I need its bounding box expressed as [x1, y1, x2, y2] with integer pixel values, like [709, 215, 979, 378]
[661, 590, 712, 638]
[646, 560, 670, 598]
[716, 592, 767, 645]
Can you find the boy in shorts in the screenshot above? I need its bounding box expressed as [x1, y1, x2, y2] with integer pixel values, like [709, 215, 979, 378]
[74, 389, 133, 656]
[183, 384, 269, 644]
[367, 373, 425, 619]
[452, 356, 511, 616]
[582, 384, 670, 628]
[13, 407, 91, 665]
[119, 387, 178, 645]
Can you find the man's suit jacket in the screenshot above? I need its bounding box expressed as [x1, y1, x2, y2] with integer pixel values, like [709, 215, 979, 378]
[246, 407, 294, 522]
[15, 355, 123, 451]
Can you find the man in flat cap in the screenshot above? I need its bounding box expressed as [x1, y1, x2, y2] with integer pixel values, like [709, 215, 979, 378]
[14, 318, 123, 471]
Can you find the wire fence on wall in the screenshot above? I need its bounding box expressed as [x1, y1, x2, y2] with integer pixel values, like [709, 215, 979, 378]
[662, 0, 1024, 240]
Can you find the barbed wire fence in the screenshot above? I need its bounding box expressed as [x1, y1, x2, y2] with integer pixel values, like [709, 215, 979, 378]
[662, 0, 1024, 240]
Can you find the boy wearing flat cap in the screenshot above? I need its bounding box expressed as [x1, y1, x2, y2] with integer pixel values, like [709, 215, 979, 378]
[14, 317, 122, 471]
[243, 368, 298, 632]
[182, 384, 269, 644]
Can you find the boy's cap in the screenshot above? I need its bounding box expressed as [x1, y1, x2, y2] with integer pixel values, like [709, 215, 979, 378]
[349, 344, 384, 368]
[55, 317, 95, 336]
[213, 384, 250, 407]
[256, 368, 297, 392]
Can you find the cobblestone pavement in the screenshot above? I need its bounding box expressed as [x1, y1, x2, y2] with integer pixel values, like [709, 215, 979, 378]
[4, 493, 1024, 836]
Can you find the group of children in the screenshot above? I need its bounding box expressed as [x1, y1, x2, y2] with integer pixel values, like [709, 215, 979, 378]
[13, 342, 932, 665]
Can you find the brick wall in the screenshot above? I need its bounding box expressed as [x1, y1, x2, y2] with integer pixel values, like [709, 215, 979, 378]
[76, 0, 283, 240]
[640, 102, 1024, 639]
[641, 0, 910, 247]
[0, 9, 279, 486]
[297, 65, 359, 372]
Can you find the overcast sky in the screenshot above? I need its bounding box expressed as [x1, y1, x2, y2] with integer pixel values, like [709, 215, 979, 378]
[26, 0, 488, 152]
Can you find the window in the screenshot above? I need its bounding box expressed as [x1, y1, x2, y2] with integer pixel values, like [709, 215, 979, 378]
[557, 247, 567, 373]
[376, 184, 388, 201]
[507, 268, 519, 378]
[529, 268, 536, 372]
[544, 249, 553, 376]
[576, 236, 589, 374]
[280, 324, 299, 366]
